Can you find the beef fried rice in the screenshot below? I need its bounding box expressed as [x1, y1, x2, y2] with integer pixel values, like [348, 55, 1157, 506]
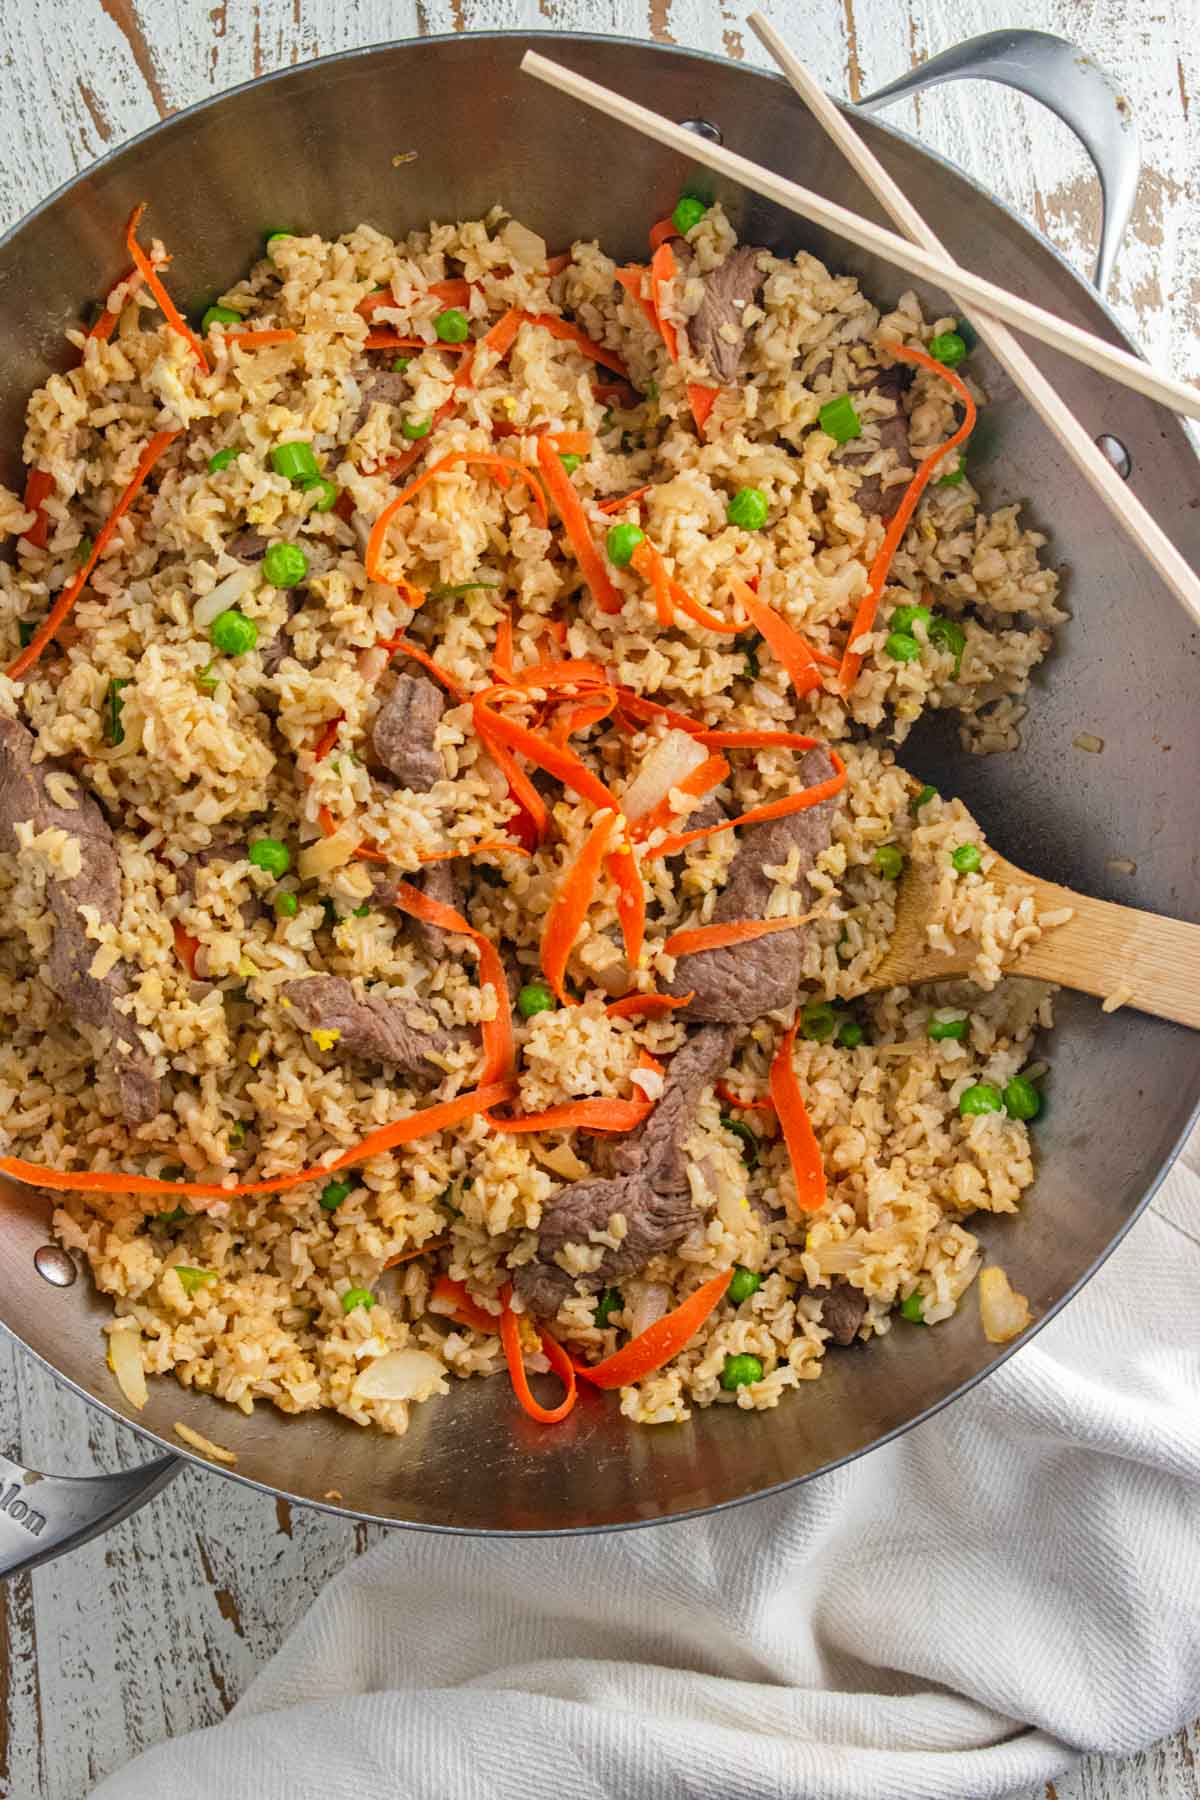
[0, 200, 1067, 1435]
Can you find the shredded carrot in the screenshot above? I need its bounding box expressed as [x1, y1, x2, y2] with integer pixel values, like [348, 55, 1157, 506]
[172, 920, 200, 979]
[429, 1275, 500, 1334]
[597, 484, 652, 515]
[222, 329, 298, 348]
[8, 429, 179, 681]
[125, 205, 209, 371]
[499, 1289, 578, 1424]
[769, 1021, 826, 1212]
[614, 688, 709, 737]
[535, 437, 624, 615]
[645, 750, 847, 861]
[488, 1095, 653, 1134]
[574, 1267, 733, 1389]
[605, 992, 694, 1019]
[544, 430, 592, 456]
[389, 882, 514, 1086]
[687, 384, 719, 433]
[521, 313, 629, 378]
[0, 1081, 514, 1203]
[383, 1234, 449, 1269]
[630, 537, 673, 628]
[611, 832, 646, 970]
[729, 577, 824, 699]
[470, 307, 524, 371]
[366, 451, 547, 586]
[311, 717, 341, 762]
[505, 658, 608, 691]
[648, 217, 680, 251]
[20, 470, 54, 549]
[837, 343, 978, 695]
[647, 243, 681, 361]
[715, 1080, 775, 1112]
[473, 698, 614, 814]
[629, 754, 729, 845]
[697, 727, 821, 751]
[668, 579, 739, 635]
[470, 710, 548, 849]
[492, 609, 515, 684]
[380, 635, 470, 705]
[430, 278, 472, 307]
[416, 839, 530, 863]
[615, 266, 661, 335]
[548, 690, 616, 749]
[86, 270, 140, 343]
[663, 917, 802, 959]
[362, 330, 469, 353]
[541, 810, 617, 1004]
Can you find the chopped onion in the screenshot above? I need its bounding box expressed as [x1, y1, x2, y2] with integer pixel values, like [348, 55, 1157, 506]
[107, 1327, 147, 1410]
[626, 1281, 671, 1337]
[299, 817, 361, 878]
[979, 1265, 1033, 1344]
[501, 219, 548, 269]
[357, 646, 391, 686]
[621, 729, 708, 826]
[630, 1066, 664, 1102]
[352, 1347, 449, 1403]
[194, 564, 257, 628]
[533, 1140, 591, 1181]
[174, 1421, 238, 1464]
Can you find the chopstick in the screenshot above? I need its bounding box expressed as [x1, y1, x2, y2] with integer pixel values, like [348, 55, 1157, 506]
[745, 11, 1200, 632]
[521, 49, 1200, 424]
[521, 46, 1200, 632]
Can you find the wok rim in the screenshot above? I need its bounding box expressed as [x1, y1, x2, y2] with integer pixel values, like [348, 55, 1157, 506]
[1, 28, 1196, 1535]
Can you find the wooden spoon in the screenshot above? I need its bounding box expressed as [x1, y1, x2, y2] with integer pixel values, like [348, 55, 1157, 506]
[864, 853, 1200, 1028]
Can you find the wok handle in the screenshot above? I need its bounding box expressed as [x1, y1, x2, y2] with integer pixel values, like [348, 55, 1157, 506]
[0, 1447, 181, 1580]
[856, 29, 1140, 294]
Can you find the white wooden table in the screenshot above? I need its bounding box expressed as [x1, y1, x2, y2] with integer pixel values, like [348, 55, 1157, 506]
[1, 3, 1197, 1795]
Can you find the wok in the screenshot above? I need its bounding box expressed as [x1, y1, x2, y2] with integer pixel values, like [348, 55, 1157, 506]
[1, 29, 1197, 1576]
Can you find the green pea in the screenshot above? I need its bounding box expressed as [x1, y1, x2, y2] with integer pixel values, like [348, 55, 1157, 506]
[671, 195, 708, 235]
[558, 453, 582, 474]
[912, 783, 938, 811]
[726, 486, 769, 530]
[728, 1265, 762, 1304]
[891, 603, 931, 636]
[885, 630, 921, 663]
[837, 1018, 864, 1049]
[959, 1083, 1003, 1118]
[720, 1353, 764, 1391]
[201, 304, 244, 334]
[721, 1116, 759, 1169]
[800, 1000, 838, 1043]
[899, 1291, 925, 1323]
[265, 232, 293, 251]
[300, 476, 338, 512]
[434, 308, 470, 344]
[263, 542, 308, 588]
[175, 1266, 218, 1296]
[402, 415, 432, 440]
[270, 441, 319, 484]
[928, 1012, 968, 1042]
[517, 982, 556, 1019]
[1003, 1075, 1041, 1121]
[340, 1287, 375, 1313]
[929, 330, 967, 369]
[249, 838, 290, 877]
[209, 610, 258, 656]
[874, 844, 905, 880]
[929, 615, 966, 671]
[605, 522, 645, 568]
[392, 357, 411, 373]
[595, 1288, 623, 1327]
[951, 844, 982, 874]
[320, 1178, 352, 1212]
[208, 448, 238, 474]
[274, 891, 299, 918]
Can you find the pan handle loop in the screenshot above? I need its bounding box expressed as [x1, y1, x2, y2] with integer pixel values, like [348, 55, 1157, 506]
[0, 1448, 180, 1580]
[856, 28, 1141, 295]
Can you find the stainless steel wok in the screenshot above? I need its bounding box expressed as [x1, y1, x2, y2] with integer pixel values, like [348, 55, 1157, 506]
[1, 29, 1197, 1577]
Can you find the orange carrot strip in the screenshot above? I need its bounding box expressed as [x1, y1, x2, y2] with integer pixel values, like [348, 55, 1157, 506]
[521, 313, 629, 378]
[668, 579, 739, 635]
[574, 1267, 733, 1388]
[615, 266, 661, 335]
[488, 1096, 654, 1134]
[367, 451, 547, 585]
[470, 709, 548, 850]
[605, 992, 694, 1019]
[362, 331, 468, 352]
[492, 609, 515, 684]
[431, 278, 472, 307]
[630, 538, 674, 628]
[687, 384, 719, 433]
[390, 882, 514, 1086]
[629, 754, 729, 845]
[472, 307, 524, 369]
[172, 920, 200, 979]
[697, 728, 819, 751]
[429, 1275, 501, 1334]
[383, 1234, 449, 1269]
[312, 717, 341, 762]
[611, 833, 646, 970]
[770, 1021, 826, 1212]
[715, 1080, 775, 1112]
[649, 217, 680, 251]
[838, 343, 978, 695]
[416, 839, 530, 863]
[507, 658, 608, 691]
[535, 437, 624, 616]
[597, 485, 652, 515]
[549, 690, 617, 749]
[380, 635, 470, 705]
[473, 700, 615, 814]
[0, 1081, 514, 1203]
[222, 329, 298, 348]
[20, 470, 54, 548]
[125, 205, 209, 371]
[663, 917, 801, 958]
[541, 809, 617, 1004]
[86, 269, 140, 342]
[645, 750, 847, 860]
[614, 689, 708, 736]
[8, 429, 179, 681]
[499, 1289, 578, 1424]
[729, 576, 824, 699]
[544, 430, 592, 456]
[648, 243, 681, 360]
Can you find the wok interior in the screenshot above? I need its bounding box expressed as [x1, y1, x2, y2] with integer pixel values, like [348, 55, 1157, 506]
[0, 35, 1197, 1532]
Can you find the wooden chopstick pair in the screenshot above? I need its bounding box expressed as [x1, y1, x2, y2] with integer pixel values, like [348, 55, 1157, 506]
[522, 31, 1200, 631]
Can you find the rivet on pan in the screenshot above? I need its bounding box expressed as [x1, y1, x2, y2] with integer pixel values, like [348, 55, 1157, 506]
[1096, 434, 1132, 480]
[33, 1245, 77, 1287]
[679, 117, 723, 144]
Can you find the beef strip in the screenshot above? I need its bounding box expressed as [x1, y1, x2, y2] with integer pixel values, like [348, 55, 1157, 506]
[349, 371, 410, 438]
[369, 672, 446, 793]
[514, 1023, 735, 1317]
[838, 364, 915, 520]
[405, 858, 468, 962]
[227, 529, 268, 563]
[686, 246, 768, 384]
[281, 974, 460, 1076]
[260, 588, 308, 676]
[0, 718, 157, 1124]
[817, 1281, 868, 1346]
[666, 748, 841, 1024]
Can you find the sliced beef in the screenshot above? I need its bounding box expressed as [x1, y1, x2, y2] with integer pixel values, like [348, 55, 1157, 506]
[838, 364, 915, 520]
[281, 974, 460, 1076]
[667, 748, 840, 1025]
[514, 1023, 735, 1317]
[260, 588, 308, 676]
[227, 529, 268, 563]
[818, 1281, 868, 1346]
[686, 246, 767, 384]
[369, 672, 445, 793]
[407, 858, 468, 962]
[0, 718, 157, 1124]
[349, 371, 410, 438]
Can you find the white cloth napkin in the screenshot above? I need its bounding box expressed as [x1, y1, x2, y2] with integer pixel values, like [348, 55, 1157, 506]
[95, 1156, 1200, 1800]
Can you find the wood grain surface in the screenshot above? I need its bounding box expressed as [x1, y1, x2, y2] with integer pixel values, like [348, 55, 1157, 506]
[0, 2, 1197, 1796]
